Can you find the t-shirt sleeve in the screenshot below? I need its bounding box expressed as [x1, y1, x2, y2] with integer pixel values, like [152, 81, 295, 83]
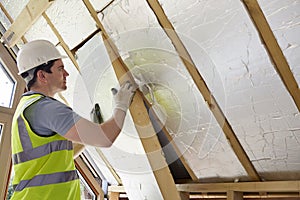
[26, 97, 82, 136]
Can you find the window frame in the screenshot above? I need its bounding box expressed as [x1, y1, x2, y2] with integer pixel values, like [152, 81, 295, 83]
[0, 42, 25, 199]
[0, 59, 16, 108]
[75, 155, 105, 200]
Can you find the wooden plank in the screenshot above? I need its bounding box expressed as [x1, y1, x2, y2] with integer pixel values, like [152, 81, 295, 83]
[191, 193, 300, 199]
[146, 100, 198, 181]
[108, 185, 126, 193]
[109, 185, 300, 198]
[177, 181, 300, 193]
[42, 13, 80, 72]
[75, 156, 104, 200]
[146, 0, 260, 181]
[95, 148, 123, 185]
[1, 0, 54, 47]
[82, 1, 181, 199]
[227, 191, 243, 200]
[70, 28, 101, 55]
[82, 0, 197, 183]
[103, 33, 181, 200]
[0, 2, 28, 45]
[242, 0, 300, 111]
[41, 13, 89, 157]
[108, 192, 119, 200]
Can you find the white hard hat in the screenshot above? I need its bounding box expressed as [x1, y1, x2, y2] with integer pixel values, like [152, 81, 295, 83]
[17, 40, 67, 75]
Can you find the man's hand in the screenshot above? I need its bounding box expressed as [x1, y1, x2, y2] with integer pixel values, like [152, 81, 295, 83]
[112, 81, 136, 112]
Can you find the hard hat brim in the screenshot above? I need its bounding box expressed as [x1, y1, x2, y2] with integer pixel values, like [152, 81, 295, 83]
[17, 55, 68, 75]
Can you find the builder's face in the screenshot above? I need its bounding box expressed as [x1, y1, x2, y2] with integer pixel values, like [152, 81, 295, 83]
[47, 59, 69, 92]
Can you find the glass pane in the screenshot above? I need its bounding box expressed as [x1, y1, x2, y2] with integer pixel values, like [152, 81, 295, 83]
[0, 61, 15, 108]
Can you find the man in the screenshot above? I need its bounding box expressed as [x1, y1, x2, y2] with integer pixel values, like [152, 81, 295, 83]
[11, 40, 136, 199]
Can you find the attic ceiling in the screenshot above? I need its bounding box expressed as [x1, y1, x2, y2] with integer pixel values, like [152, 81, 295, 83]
[0, 0, 300, 199]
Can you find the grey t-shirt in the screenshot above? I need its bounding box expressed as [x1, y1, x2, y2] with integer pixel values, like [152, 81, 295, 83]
[23, 92, 82, 136]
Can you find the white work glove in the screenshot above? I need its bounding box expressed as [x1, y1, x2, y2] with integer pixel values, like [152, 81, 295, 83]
[112, 81, 136, 112]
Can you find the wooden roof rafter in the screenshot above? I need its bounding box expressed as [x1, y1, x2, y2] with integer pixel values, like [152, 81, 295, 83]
[41, 12, 80, 72]
[42, 9, 123, 187]
[242, 0, 300, 112]
[0, 2, 27, 45]
[82, 0, 182, 199]
[0, 0, 53, 48]
[83, 0, 197, 183]
[146, 0, 261, 181]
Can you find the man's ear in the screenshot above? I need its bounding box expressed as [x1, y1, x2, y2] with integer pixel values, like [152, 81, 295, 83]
[36, 70, 47, 83]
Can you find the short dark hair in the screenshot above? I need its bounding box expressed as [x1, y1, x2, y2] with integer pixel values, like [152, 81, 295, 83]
[21, 59, 58, 90]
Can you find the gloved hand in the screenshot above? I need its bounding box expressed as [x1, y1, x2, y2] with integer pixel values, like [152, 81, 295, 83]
[111, 81, 136, 112]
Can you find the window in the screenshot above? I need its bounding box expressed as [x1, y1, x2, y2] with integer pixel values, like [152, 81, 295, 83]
[78, 171, 96, 200]
[0, 61, 15, 108]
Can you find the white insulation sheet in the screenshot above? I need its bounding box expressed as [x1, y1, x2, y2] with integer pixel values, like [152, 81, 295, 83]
[99, 0, 248, 181]
[159, 0, 300, 180]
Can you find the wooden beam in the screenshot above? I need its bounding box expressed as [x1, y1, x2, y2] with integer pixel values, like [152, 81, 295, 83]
[95, 148, 123, 185]
[0, 3, 13, 25]
[0, 2, 28, 45]
[70, 28, 101, 55]
[75, 156, 105, 200]
[82, 1, 181, 199]
[42, 13, 80, 72]
[145, 0, 260, 181]
[227, 191, 243, 200]
[109, 184, 300, 198]
[147, 101, 198, 181]
[108, 185, 126, 193]
[103, 32, 181, 200]
[108, 192, 119, 200]
[82, 0, 197, 182]
[40, 13, 89, 161]
[1, 0, 54, 47]
[177, 181, 300, 193]
[242, 0, 300, 111]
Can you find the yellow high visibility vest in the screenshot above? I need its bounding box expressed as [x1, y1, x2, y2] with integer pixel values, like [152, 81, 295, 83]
[11, 93, 81, 200]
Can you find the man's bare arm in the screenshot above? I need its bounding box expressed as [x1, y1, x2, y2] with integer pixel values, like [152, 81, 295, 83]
[64, 109, 126, 147]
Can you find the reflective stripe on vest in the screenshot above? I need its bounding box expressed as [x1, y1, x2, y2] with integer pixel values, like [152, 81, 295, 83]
[13, 115, 73, 164]
[13, 170, 78, 191]
[13, 139, 73, 164]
